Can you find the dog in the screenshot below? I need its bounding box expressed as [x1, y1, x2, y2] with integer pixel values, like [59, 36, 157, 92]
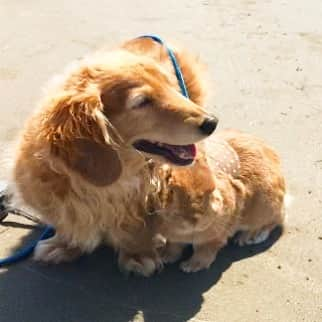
[11, 37, 218, 276]
[150, 130, 286, 272]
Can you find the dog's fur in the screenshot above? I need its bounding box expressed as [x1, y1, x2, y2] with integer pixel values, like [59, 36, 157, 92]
[11, 37, 285, 275]
[151, 131, 286, 272]
[12, 38, 211, 276]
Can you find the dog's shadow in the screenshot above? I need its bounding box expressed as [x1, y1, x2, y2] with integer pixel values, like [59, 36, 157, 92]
[0, 225, 282, 322]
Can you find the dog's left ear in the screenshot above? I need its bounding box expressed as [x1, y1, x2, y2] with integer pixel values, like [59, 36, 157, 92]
[59, 138, 122, 186]
[42, 86, 122, 186]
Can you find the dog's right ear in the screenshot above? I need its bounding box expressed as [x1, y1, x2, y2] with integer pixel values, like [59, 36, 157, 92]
[40, 88, 122, 186]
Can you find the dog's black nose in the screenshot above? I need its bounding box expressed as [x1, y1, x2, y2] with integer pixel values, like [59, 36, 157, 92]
[199, 117, 218, 135]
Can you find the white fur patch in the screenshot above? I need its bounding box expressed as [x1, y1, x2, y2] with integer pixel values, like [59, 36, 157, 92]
[245, 229, 270, 245]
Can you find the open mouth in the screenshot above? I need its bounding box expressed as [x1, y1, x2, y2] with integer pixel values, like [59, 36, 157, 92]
[133, 140, 196, 165]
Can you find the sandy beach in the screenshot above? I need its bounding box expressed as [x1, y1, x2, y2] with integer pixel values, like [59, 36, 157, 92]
[0, 1, 321, 321]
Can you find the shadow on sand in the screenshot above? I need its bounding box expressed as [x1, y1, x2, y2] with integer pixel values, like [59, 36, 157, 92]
[0, 223, 282, 322]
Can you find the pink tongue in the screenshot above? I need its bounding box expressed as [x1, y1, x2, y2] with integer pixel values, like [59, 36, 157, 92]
[166, 144, 196, 159]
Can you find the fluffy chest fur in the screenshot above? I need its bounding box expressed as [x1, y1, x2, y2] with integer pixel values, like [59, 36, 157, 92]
[149, 141, 245, 244]
[14, 145, 152, 252]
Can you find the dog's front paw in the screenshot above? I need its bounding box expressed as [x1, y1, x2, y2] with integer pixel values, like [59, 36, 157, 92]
[180, 255, 214, 273]
[33, 236, 81, 264]
[118, 251, 163, 277]
[161, 242, 184, 264]
[235, 229, 271, 246]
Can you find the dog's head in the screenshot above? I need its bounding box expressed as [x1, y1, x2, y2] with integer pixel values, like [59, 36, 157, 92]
[41, 51, 218, 186]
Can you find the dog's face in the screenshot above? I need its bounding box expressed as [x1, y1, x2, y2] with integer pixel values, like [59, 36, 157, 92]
[44, 53, 218, 186]
[101, 59, 217, 166]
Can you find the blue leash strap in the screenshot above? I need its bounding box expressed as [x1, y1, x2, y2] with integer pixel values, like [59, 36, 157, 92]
[0, 185, 56, 267]
[0, 226, 55, 267]
[0, 34, 189, 267]
[139, 34, 190, 99]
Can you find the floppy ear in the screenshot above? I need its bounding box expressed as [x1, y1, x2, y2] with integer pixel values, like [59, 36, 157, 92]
[41, 87, 122, 186]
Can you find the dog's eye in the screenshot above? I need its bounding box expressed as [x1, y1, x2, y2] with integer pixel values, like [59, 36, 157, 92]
[131, 95, 153, 109]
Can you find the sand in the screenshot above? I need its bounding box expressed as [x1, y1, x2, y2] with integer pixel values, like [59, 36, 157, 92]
[0, 1, 321, 321]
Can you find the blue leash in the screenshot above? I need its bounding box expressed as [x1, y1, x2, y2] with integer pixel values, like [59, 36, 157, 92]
[140, 34, 189, 98]
[0, 226, 55, 266]
[0, 34, 189, 267]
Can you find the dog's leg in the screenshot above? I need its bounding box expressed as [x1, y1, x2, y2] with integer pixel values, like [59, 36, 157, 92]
[118, 250, 163, 277]
[180, 239, 225, 273]
[160, 242, 185, 264]
[235, 224, 277, 246]
[33, 234, 82, 264]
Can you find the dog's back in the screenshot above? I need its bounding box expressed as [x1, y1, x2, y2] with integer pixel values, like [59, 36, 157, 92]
[217, 130, 286, 236]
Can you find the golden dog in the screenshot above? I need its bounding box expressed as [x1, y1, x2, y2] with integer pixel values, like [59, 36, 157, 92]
[11, 37, 285, 275]
[12, 37, 217, 276]
[151, 130, 286, 272]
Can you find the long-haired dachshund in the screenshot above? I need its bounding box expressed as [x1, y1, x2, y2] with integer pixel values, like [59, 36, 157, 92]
[11, 38, 217, 276]
[11, 37, 285, 275]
